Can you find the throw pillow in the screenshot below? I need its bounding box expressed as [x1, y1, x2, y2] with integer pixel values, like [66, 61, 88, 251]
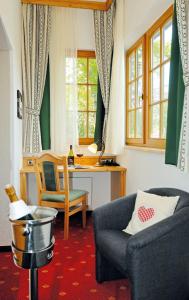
[123, 190, 179, 235]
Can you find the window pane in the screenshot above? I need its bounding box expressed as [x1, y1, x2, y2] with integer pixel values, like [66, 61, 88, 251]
[162, 101, 168, 138]
[150, 104, 160, 138]
[162, 62, 170, 100]
[128, 111, 135, 138]
[136, 109, 143, 138]
[152, 31, 160, 68]
[163, 20, 172, 61]
[129, 82, 135, 109]
[137, 46, 143, 77]
[78, 112, 87, 138]
[151, 68, 160, 102]
[88, 85, 97, 111]
[77, 58, 87, 84]
[89, 58, 98, 84]
[88, 112, 96, 138]
[136, 78, 143, 108]
[78, 85, 87, 111]
[129, 53, 135, 81]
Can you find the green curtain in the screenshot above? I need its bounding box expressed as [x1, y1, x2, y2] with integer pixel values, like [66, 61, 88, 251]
[40, 60, 51, 150]
[94, 77, 105, 149]
[165, 3, 185, 165]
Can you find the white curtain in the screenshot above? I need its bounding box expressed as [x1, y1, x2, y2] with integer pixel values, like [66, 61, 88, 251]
[50, 7, 78, 154]
[105, 0, 125, 154]
[93, 2, 115, 141]
[176, 0, 189, 171]
[22, 4, 51, 153]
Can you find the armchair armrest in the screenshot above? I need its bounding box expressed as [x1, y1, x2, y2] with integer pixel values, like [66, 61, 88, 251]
[93, 193, 136, 231]
[127, 207, 189, 252]
[126, 207, 189, 290]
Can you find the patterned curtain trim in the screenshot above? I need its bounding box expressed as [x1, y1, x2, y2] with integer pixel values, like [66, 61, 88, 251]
[176, 0, 189, 171]
[22, 4, 51, 153]
[25, 107, 40, 116]
[94, 0, 115, 139]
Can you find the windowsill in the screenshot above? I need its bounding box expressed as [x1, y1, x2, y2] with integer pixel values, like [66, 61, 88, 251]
[125, 145, 165, 154]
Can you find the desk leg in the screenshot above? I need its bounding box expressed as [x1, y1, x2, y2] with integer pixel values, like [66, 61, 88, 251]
[20, 172, 27, 202]
[120, 170, 126, 197]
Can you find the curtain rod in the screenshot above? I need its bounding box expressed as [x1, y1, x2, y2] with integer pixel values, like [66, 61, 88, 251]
[21, 0, 113, 11]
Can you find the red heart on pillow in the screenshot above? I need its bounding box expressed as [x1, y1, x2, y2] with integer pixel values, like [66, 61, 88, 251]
[138, 206, 155, 222]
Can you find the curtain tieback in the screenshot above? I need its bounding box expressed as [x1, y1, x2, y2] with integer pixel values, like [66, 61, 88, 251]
[183, 72, 189, 87]
[25, 107, 40, 117]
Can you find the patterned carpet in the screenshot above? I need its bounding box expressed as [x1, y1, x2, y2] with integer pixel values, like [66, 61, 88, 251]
[0, 213, 131, 300]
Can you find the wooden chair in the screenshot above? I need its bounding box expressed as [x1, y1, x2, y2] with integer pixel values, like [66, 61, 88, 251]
[35, 153, 88, 239]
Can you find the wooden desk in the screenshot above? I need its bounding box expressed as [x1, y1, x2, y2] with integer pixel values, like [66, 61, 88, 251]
[20, 156, 127, 207]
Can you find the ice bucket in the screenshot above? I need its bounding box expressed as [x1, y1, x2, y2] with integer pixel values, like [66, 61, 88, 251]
[10, 206, 58, 252]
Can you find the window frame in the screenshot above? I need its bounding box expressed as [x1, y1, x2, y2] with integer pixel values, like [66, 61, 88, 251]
[77, 50, 97, 145]
[126, 36, 146, 146]
[126, 5, 173, 149]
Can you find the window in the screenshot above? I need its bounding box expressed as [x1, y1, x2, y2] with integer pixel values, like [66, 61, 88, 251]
[77, 51, 98, 145]
[126, 6, 173, 148]
[126, 37, 145, 145]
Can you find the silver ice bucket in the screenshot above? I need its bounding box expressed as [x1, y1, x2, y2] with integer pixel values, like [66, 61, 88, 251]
[10, 206, 58, 252]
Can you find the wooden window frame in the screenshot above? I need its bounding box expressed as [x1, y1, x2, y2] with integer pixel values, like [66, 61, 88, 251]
[126, 5, 173, 149]
[77, 50, 97, 145]
[126, 36, 146, 146]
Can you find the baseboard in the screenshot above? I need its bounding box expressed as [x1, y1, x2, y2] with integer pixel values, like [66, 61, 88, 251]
[0, 246, 11, 252]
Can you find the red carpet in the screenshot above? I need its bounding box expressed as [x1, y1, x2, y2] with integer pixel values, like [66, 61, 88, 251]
[0, 214, 131, 300]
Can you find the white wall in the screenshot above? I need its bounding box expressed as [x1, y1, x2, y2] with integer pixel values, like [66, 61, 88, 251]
[0, 0, 22, 246]
[75, 9, 95, 50]
[117, 0, 189, 195]
[0, 0, 22, 187]
[0, 49, 12, 246]
[125, 0, 173, 50]
[118, 149, 189, 195]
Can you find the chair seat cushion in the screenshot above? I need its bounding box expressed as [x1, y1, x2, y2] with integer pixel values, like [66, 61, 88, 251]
[41, 189, 87, 202]
[96, 229, 131, 275]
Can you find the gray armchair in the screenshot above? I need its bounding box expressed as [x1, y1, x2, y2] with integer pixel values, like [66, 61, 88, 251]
[93, 188, 189, 300]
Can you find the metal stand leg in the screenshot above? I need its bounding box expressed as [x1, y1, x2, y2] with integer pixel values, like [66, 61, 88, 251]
[29, 268, 38, 300]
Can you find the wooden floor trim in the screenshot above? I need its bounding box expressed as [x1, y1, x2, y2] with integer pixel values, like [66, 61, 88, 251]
[0, 246, 11, 252]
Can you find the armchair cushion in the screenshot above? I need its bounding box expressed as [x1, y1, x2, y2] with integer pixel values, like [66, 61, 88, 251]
[124, 190, 179, 235]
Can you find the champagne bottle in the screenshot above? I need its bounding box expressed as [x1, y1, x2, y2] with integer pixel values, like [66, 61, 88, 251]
[68, 145, 75, 166]
[5, 184, 34, 220]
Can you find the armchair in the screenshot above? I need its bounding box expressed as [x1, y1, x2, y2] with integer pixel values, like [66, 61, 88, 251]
[93, 188, 189, 300]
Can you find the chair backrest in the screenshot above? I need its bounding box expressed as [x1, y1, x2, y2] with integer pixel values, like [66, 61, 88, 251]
[35, 153, 69, 202]
[146, 187, 189, 212]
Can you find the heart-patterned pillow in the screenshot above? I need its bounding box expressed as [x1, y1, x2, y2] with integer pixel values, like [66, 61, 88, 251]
[123, 190, 179, 235]
[138, 206, 155, 222]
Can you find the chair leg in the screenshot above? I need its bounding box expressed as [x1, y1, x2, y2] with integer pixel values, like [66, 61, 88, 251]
[64, 209, 69, 240]
[82, 198, 87, 228]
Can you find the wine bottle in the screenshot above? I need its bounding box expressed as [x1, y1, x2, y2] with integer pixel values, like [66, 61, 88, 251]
[68, 145, 75, 166]
[5, 184, 34, 220]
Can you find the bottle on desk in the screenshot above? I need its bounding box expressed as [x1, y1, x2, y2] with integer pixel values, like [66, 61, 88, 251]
[5, 184, 34, 221]
[68, 145, 75, 166]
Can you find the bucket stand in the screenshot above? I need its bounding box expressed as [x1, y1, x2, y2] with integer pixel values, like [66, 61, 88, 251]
[30, 269, 38, 300]
[9, 206, 57, 300]
[12, 240, 55, 300]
